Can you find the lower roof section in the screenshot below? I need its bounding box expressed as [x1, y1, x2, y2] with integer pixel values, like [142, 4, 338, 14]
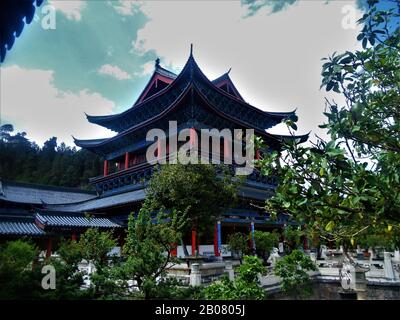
[0, 179, 96, 205]
[44, 189, 146, 212]
[43, 182, 272, 213]
[0, 210, 122, 237]
[35, 211, 121, 229]
[238, 185, 274, 201]
[0, 216, 45, 236]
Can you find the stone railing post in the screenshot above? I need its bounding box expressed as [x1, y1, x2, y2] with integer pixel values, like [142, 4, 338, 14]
[190, 263, 202, 286]
[309, 252, 317, 263]
[384, 252, 395, 280]
[224, 260, 235, 281]
[352, 265, 368, 300]
[394, 250, 400, 262]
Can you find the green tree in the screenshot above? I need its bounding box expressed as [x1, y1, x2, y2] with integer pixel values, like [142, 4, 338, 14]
[0, 125, 101, 188]
[357, 226, 400, 251]
[204, 255, 266, 300]
[47, 239, 88, 299]
[79, 228, 119, 298]
[0, 240, 42, 299]
[144, 163, 239, 256]
[257, 0, 400, 249]
[121, 208, 181, 299]
[0, 124, 14, 141]
[283, 226, 303, 253]
[253, 230, 280, 261]
[227, 232, 250, 262]
[274, 250, 317, 298]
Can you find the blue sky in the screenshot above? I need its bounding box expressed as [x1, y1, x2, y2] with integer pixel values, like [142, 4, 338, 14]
[1, 0, 372, 146]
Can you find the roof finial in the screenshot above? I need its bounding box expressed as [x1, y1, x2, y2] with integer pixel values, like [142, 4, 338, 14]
[227, 67, 232, 74]
[190, 43, 193, 56]
[155, 58, 160, 68]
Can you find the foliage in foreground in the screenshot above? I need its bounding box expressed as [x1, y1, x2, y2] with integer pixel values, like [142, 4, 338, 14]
[253, 231, 280, 261]
[204, 255, 266, 300]
[257, 0, 400, 246]
[144, 163, 239, 255]
[227, 232, 250, 260]
[0, 240, 42, 299]
[274, 250, 317, 298]
[120, 208, 181, 299]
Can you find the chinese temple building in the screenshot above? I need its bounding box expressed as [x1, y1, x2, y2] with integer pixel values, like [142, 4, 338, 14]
[0, 48, 308, 257]
[0, 179, 121, 257]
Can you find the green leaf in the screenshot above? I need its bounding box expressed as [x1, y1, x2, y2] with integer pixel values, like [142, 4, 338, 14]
[325, 221, 335, 232]
[326, 81, 334, 91]
[326, 148, 344, 157]
[369, 36, 375, 46]
[362, 37, 368, 49]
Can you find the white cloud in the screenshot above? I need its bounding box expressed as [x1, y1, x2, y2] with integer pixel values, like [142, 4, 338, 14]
[133, 61, 154, 77]
[1, 65, 115, 146]
[132, 0, 363, 141]
[131, 38, 147, 56]
[98, 64, 132, 80]
[109, 0, 142, 16]
[48, 0, 87, 21]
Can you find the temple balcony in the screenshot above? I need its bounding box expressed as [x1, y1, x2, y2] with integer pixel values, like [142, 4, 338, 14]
[90, 151, 278, 196]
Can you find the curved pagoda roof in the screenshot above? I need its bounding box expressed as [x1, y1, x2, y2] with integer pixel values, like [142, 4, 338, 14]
[76, 48, 308, 154]
[211, 69, 245, 101]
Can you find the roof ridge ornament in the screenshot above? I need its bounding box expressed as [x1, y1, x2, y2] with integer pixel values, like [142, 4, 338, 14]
[155, 58, 160, 68]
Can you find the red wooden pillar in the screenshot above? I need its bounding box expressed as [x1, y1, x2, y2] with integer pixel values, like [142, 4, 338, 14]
[223, 138, 232, 163]
[46, 238, 52, 259]
[189, 127, 198, 160]
[213, 223, 220, 257]
[170, 243, 177, 257]
[119, 232, 125, 250]
[255, 149, 261, 160]
[303, 236, 309, 250]
[190, 128, 197, 146]
[190, 127, 197, 155]
[124, 152, 129, 169]
[191, 228, 197, 256]
[103, 160, 109, 176]
[71, 232, 77, 242]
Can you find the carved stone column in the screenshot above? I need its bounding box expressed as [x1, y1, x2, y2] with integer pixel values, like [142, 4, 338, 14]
[190, 263, 202, 286]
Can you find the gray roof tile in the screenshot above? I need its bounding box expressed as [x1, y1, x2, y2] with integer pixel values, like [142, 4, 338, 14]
[44, 188, 146, 212]
[0, 180, 97, 205]
[0, 217, 45, 236]
[35, 212, 121, 228]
